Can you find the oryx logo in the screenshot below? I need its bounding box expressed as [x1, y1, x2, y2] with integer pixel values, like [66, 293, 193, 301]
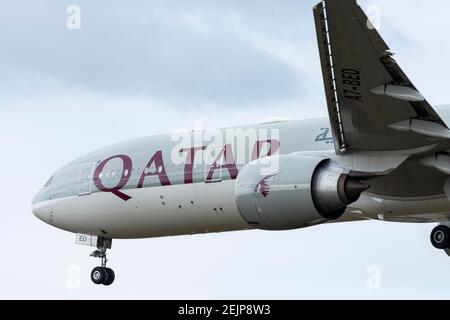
[254, 173, 277, 198]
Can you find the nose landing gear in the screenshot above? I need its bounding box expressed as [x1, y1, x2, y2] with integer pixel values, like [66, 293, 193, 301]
[90, 237, 115, 286]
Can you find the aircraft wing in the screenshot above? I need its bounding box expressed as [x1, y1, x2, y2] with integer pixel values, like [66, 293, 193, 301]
[313, 0, 448, 154]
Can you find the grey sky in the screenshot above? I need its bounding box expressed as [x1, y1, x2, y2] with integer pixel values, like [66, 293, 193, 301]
[1, 0, 450, 299]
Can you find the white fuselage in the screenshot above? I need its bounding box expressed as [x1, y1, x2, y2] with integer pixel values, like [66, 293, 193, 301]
[33, 180, 249, 239]
[32, 182, 450, 239]
[32, 107, 450, 239]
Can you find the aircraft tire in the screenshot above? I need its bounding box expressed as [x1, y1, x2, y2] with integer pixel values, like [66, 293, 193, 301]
[103, 268, 115, 286]
[431, 225, 450, 250]
[91, 267, 107, 285]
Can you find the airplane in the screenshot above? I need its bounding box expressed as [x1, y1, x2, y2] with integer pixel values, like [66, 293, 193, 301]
[32, 0, 450, 286]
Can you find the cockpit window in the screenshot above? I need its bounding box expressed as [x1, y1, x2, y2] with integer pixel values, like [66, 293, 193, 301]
[44, 176, 53, 187]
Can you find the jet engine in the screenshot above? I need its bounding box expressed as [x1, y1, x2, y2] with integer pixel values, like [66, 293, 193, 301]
[234, 153, 368, 230]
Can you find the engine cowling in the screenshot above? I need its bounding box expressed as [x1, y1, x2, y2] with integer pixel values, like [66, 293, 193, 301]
[234, 153, 368, 230]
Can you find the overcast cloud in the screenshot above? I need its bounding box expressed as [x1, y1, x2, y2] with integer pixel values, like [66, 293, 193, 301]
[1, 0, 450, 299]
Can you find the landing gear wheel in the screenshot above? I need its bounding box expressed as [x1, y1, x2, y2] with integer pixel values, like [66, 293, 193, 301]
[103, 268, 115, 286]
[431, 226, 450, 249]
[89, 237, 115, 286]
[91, 267, 107, 285]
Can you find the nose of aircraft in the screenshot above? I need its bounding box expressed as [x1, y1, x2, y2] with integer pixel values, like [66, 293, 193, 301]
[32, 207, 44, 222]
[31, 186, 51, 223]
[32, 189, 44, 221]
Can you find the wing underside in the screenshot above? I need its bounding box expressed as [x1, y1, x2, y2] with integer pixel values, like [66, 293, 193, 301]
[313, 0, 448, 154]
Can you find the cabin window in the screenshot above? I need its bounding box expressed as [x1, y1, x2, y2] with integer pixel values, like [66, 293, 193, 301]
[44, 176, 53, 187]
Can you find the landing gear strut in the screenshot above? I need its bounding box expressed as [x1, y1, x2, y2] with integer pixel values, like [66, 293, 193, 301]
[90, 237, 115, 286]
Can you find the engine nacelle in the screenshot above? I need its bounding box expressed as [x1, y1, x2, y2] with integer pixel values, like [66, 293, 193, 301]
[234, 153, 368, 230]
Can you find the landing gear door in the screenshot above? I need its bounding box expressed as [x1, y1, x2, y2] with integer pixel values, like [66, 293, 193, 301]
[78, 162, 96, 196]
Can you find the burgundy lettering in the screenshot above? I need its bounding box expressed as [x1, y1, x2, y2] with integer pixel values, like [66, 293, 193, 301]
[251, 139, 280, 161]
[206, 144, 239, 181]
[180, 146, 207, 184]
[137, 151, 171, 188]
[93, 155, 133, 201]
